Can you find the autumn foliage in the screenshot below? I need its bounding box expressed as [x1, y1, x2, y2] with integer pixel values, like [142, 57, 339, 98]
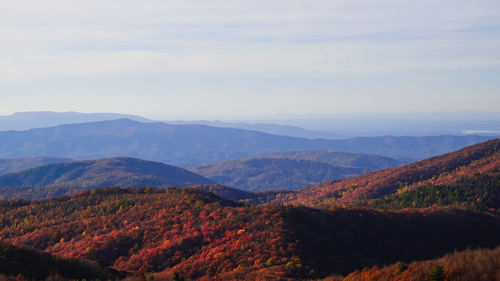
[343, 246, 500, 281]
[280, 138, 500, 206]
[0, 188, 297, 280]
[1, 187, 500, 280]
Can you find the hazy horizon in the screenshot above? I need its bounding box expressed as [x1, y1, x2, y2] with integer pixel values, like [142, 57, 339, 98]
[2, 110, 500, 123]
[2, 1, 499, 118]
[1, 110, 499, 138]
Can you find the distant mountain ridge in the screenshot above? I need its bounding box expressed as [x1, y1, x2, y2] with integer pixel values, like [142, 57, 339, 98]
[0, 119, 492, 166]
[191, 151, 405, 191]
[0, 111, 150, 131]
[251, 150, 406, 169]
[165, 120, 339, 139]
[192, 158, 365, 191]
[2, 111, 338, 139]
[0, 157, 213, 200]
[0, 156, 72, 175]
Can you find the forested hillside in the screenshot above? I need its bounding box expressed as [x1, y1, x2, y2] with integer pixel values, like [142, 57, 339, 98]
[365, 174, 500, 213]
[283, 138, 500, 207]
[341, 246, 500, 281]
[1, 187, 500, 280]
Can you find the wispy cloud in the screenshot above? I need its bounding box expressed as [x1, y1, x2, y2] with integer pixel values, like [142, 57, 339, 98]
[1, 0, 499, 116]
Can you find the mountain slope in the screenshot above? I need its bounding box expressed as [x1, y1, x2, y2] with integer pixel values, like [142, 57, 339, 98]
[367, 174, 500, 213]
[343, 246, 500, 281]
[1, 188, 500, 280]
[0, 188, 289, 280]
[284, 138, 500, 206]
[192, 158, 366, 191]
[0, 156, 72, 175]
[0, 119, 492, 166]
[0, 241, 124, 281]
[0, 157, 213, 200]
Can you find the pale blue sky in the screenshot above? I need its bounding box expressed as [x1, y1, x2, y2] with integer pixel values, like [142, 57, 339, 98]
[1, 0, 499, 119]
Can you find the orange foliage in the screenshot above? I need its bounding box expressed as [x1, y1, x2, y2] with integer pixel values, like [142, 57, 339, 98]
[344, 246, 500, 281]
[280, 139, 500, 206]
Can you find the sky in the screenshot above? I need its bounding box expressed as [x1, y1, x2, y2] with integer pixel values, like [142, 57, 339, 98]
[1, 0, 500, 120]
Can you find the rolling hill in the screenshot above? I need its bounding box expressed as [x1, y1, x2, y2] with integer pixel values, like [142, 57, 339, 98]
[0, 156, 72, 175]
[282, 138, 500, 207]
[0, 119, 492, 166]
[192, 151, 405, 191]
[1, 187, 500, 280]
[257, 150, 406, 170]
[0, 157, 213, 200]
[192, 158, 365, 191]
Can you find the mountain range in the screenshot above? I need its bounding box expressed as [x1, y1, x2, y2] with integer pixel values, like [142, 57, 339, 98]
[1, 137, 498, 208]
[0, 118, 493, 166]
[166, 120, 339, 139]
[3, 111, 500, 138]
[1, 111, 337, 140]
[0, 111, 150, 131]
[0, 138, 498, 280]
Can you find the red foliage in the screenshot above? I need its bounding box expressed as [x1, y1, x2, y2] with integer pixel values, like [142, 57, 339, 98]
[0, 188, 296, 280]
[2, 186, 500, 280]
[281, 139, 500, 206]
